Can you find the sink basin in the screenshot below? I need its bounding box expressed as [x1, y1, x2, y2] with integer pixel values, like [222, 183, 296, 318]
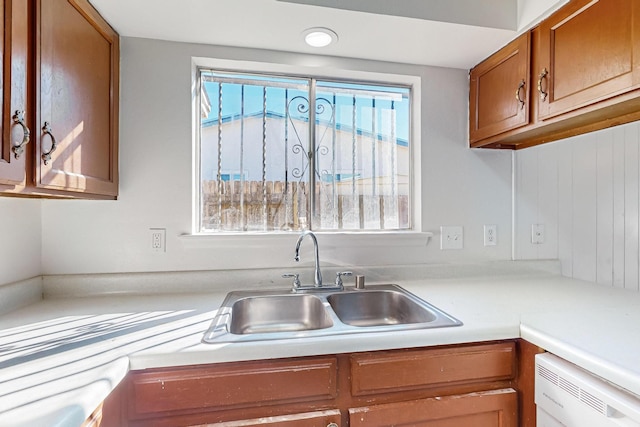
[327, 290, 437, 326]
[229, 294, 333, 334]
[203, 284, 462, 344]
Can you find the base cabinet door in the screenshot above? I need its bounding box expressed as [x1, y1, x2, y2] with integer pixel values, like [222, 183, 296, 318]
[348, 388, 517, 427]
[191, 410, 342, 427]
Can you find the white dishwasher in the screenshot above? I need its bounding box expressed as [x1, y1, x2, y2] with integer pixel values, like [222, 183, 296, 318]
[535, 353, 640, 427]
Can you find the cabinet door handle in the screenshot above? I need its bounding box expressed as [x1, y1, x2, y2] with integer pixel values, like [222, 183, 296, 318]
[537, 68, 549, 102]
[327, 423, 339, 427]
[41, 122, 58, 165]
[11, 110, 30, 159]
[515, 80, 526, 110]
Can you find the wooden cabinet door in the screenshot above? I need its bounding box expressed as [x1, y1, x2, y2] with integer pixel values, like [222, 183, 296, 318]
[349, 388, 517, 427]
[35, 0, 118, 197]
[0, 0, 28, 185]
[469, 32, 530, 144]
[536, 0, 640, 120]
[193, 409, 342, 427]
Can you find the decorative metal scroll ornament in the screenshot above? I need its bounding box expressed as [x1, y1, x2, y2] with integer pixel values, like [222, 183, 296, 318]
[286, 95, 334, 180]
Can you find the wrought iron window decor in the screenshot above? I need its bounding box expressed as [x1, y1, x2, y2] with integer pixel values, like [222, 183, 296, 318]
[198, 70, 411, 232]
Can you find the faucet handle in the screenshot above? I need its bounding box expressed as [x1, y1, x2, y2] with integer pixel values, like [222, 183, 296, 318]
[335, 271, 353, 287]
[282, 273, 301, 288]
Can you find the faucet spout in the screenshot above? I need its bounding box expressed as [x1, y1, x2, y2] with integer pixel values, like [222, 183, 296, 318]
[294, 230, 322, 287]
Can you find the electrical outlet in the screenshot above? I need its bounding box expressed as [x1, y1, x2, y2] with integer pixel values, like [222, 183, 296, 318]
[532, 224, 545, 244]
[440, 226, 463, 250]
[484, 225, 497, 246]
[149, 228, 166, 252]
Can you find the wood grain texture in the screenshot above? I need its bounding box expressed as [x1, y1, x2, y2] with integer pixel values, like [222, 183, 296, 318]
[123, 341, 525, 426]
[190, 410, 342, 427]
[35, 0, 119, 197]
[350, 342, 516, 397]
[471, 0, 640, 150]
[0, 0, 28, 185]
[129, 357, 338, 417]
[538, 0, 636, 120]
[515, 340, 545, 427]
[469, 32, 530, 143]
[349, 388, 517, 427]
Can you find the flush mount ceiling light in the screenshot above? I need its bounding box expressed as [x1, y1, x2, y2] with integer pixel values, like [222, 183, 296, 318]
[303, 27, 338, 47]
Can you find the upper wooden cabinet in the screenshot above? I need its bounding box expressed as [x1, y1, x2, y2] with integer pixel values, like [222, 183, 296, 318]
[0, 0, 119, 198]
[536, 0, 640, 120]
[35, 0, 119, 197]
[0, 0, 28, 186]
[469, 32, 530, 144]
[470, 0, 640, 150]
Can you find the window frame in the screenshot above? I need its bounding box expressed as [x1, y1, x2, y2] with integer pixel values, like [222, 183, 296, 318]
[190, 57, 424, 239]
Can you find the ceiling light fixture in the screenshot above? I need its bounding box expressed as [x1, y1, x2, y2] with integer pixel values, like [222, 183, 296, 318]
[303, 27, 338, 47]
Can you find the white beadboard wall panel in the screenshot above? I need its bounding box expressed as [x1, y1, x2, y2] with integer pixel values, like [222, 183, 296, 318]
[556, 139, 573, 278]
[624, 124, 640, 291]
[515, 120, 640, 291]
[514, 143, 559, 261]
[596, 130, 614, 286]
[571, 133, 597, 283]
[612, 126, 626, 288]
[536, 143, 559, 260]
[514, 147, 538, 260]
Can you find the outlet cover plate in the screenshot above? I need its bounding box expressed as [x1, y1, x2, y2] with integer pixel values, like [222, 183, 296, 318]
[484, 224, 497, 246]
[531, 224, 545, 244]
[441, 226, 463, 250]
[149, 228, 166, 252]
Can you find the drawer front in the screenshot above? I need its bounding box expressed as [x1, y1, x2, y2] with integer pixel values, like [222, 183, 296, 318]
[350, 342, 515, 396]
[130, 357, 338, 417]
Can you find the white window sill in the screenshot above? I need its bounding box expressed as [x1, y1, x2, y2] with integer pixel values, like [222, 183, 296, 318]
[178, 231, 434, 249]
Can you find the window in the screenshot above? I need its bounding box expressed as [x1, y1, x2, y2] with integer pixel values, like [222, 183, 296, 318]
[197, 69, 411, 233]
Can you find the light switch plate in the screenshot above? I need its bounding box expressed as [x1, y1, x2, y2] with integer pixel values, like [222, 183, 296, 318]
[441, 226, 463, 250]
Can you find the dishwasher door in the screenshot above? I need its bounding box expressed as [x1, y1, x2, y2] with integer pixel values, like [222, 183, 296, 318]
[535, 353, 640, 427]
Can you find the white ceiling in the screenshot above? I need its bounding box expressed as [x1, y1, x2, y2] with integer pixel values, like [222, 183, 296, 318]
[88, 0, 567, 70]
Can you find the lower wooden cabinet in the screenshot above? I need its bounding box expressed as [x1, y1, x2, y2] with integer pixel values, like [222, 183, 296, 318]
[349, 388, 517, 427]
[107, 341, 527, 427]
[190, 410, 342, 427]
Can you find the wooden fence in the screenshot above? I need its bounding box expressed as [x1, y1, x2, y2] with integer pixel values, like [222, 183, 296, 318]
[201, 180, 409, 231]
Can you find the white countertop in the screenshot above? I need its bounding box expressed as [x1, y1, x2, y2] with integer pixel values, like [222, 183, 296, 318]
[1, 267, 640, 426]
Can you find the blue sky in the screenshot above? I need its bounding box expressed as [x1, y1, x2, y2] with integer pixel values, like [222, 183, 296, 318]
[203, 74, 410, 141]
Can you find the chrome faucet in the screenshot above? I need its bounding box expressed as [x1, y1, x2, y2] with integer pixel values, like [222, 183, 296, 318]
[283, 230, 352, 292]
[295, 230, 322, 287]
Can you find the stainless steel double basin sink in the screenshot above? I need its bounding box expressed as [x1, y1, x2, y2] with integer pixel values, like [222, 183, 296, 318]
[202, 284, 462, 343]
